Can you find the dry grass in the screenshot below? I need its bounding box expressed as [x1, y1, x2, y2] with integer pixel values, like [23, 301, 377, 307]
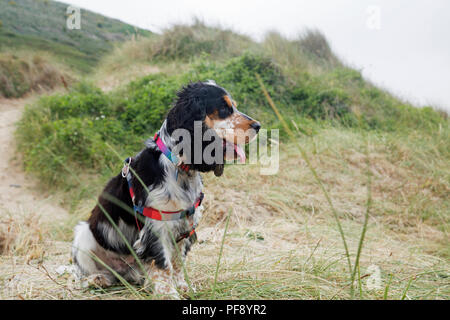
[186, 127, 448, 299]
[263, 29, 339, 77]
[0, 50, 73, 98]
[0, 210, 46, 259]
[93, 20, 257, 87]
[2, 125, 446, 300]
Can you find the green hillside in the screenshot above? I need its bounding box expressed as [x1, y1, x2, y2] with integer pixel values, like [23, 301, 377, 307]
[0, 0, 150, 70]
[0, 0, 152, 97]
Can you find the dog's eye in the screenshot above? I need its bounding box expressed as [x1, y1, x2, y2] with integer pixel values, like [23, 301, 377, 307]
[218, 105, 233, 118]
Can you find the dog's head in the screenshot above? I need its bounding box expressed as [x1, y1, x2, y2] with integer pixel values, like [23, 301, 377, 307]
[166, 80, 260, 176]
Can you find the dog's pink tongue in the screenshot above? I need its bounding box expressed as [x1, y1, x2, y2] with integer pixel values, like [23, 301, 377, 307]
[234, 144, 246, 163]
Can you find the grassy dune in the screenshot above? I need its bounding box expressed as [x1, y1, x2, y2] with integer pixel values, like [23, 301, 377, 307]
[3, 21, 449, 299]
[0, 51, 73, 98]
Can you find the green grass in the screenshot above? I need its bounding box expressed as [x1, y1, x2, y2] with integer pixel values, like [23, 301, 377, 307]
[0, 0, 151, 61]
[0, 28, 96, 73]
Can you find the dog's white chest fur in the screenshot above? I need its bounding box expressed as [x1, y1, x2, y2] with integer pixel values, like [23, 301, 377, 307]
[145, 155, 203, 212]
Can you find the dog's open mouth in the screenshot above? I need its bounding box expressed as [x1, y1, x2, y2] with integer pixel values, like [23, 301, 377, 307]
[213, 139, 246, 177]
[223, 139, 246, 163]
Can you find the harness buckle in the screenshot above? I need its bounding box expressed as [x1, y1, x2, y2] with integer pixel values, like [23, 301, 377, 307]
[122, 157, 132, 178]
[186, 206, 195, 217]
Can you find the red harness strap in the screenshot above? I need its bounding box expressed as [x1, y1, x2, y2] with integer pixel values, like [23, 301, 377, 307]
[139, 195, 203, 221]
[122, 148, 203, 242]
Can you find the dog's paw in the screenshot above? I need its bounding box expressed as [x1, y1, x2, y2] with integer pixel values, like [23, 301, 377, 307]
[174, 273, 195, 294]
[179, 282, 197, 300]
[177, 280, 190, 293]
[86, 274, 113, 288]
[154, 284, 181, 300]
[144, 278, 181, 300]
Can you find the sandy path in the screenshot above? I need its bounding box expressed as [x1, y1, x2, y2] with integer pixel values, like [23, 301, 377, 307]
[0, 97, 69, 219]
[0, 96, 73, 299]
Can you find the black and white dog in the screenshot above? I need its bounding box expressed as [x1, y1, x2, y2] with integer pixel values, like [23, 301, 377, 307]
[72, 80, 260, 298]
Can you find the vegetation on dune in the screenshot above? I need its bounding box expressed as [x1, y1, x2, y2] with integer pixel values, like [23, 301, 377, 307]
[0, 52, 70, 97]
[152, 21, 254, 61]
[99, 20, 254, 70]
[9, 21, 450, 299]
[0, 28, 97, 73]
[17, 37, 447, 186]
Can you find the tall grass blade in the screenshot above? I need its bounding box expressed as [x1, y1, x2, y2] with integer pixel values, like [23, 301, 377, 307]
[383, 274, 393, 300]
[357, 264, 363, 299]
[350, 134, 372, 298]
[212, 209, 231, 299]
[401, 277, 415, 300]
[255, 74, 353, 281]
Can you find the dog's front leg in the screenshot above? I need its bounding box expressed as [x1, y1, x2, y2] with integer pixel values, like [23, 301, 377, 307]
[145, 260, 180, 299]
[134, 226, 180, 299]
[172, 239, 189, 293]
[172, 237, 198, 294]
[172, 205, 202, 293]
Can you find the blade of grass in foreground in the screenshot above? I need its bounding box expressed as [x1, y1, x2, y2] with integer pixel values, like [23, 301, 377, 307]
[383, 274, 393, 300]
[401, 277, 415, 300]
[350, 133, 372, 298]
[212, 209, 231, 299]
[255, 74, 353, 291]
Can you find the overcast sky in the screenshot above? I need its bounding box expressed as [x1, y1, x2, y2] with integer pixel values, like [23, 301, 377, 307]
[65, 0, 450, 111]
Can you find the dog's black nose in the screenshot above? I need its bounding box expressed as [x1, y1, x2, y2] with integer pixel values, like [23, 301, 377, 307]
[250, 121, 261, 133]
